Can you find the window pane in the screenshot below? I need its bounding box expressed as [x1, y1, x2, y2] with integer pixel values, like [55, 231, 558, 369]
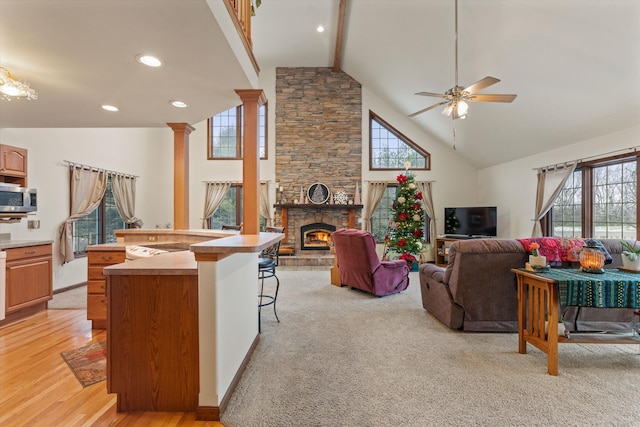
[210, 186, 242, 229]
[592, 161, 636, 239]
[210, 105, 267, 159]
[370, 186, 430, 243]
[73, 177, 124, 253]
[550, 169, 582, 237]
[371, 187, 396, 242]
[211, 107, 238, 158]
[552, 158, 637, 239]
[370, 114, 428, 170]
[74, 208, 100, 253]
[105, 180, 125, 243]
[259, 104, 266, 158]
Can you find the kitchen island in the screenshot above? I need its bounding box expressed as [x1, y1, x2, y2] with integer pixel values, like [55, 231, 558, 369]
[101, 230, 283, 421]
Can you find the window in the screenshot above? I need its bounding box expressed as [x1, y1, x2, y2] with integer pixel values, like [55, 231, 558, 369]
[209, 185, 243, 229]
[370, 185, 430, 244]
[548, 154, 638, 239]
[208, 104, 267, 159]
[369, 111, 430, 170]
[207, 184, 267, 230]
[73, 178, 125, 254]
[371, 186, 397, 242]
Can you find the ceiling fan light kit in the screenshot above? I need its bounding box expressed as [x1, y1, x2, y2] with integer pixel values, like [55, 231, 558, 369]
[0, 67, 38, 101]
[409, 0, 516, 120]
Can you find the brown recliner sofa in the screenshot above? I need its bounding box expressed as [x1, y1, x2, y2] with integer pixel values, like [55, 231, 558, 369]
[419, 238, 636, 332]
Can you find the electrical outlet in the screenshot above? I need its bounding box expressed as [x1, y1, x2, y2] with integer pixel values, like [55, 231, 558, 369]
[27, 220, 40, 229]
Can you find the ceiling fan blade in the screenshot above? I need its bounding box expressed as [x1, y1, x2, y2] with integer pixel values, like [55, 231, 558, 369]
[415, 91, 448, 98]
[464, 76, 500, 94]
[408, 101, 448, 118]
[469, 93, 517, 103]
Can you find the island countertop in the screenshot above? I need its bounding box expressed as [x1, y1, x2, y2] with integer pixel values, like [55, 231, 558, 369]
[103, 250, 197, 276]
[102, 232, 283, 275]
[0, 240, 54, 250]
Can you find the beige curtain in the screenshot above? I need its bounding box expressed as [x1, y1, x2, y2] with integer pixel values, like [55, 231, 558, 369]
[58, 168, 107, 264]
[531, 163, 577, 237]
[417, 181, 436, 244]
[363, 182, 388, 232]
[259, 181, 273, 227]
[202, 182, 232, 228]
[111, 174, 143, 229]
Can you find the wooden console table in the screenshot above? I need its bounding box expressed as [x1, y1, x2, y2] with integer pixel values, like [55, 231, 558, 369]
[512, 268, 640, 376]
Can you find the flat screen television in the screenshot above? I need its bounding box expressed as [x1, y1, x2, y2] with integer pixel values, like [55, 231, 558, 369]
[444, 206, 497, 237]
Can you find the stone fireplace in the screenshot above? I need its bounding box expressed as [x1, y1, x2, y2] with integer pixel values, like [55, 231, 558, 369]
[274, 67, 363, 266]
[300, 222, 336, 250]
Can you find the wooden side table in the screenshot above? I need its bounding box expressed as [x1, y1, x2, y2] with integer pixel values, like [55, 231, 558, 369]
[512, 268, 639, 376]
[330, 245, 342, 287]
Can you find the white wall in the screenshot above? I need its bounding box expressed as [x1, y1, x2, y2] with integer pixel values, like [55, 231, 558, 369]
[361, 87, 479, 235]
[187, 68, 278, 229]
[5, 70, 633, 290]
[0, 127, 173, 290]
[0, 68, 482, 292]
[478, 124, 640, 238]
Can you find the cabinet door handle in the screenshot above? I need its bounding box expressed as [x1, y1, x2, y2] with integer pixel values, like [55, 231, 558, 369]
[24, 250, 36, 255]
[101, 256, 113, 261]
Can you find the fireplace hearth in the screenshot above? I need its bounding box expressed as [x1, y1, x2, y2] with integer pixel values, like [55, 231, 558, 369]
[301, 222, 336, 250]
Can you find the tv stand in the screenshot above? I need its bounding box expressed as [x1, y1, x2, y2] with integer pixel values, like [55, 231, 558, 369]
[434, 236, 491, 266]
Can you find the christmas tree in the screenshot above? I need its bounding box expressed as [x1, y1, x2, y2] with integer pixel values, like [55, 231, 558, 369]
[386, 163, 425, 266]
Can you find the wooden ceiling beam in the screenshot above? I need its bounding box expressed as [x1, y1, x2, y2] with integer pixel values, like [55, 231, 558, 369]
[332, 0, 347, 72]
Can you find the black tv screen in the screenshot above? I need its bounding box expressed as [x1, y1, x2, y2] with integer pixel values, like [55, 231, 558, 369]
[444, 206, 497, 237]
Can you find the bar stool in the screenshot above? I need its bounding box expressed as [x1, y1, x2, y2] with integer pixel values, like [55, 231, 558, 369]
[258, 227, 284, 332]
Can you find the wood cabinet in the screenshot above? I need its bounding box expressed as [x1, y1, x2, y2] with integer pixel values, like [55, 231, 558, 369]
[87, 249, 125, 329]
[434, 237, 459, 267]
[0, 144, 28, 186]
[107, 269, 199, 412]
[5, 244, 52, 314]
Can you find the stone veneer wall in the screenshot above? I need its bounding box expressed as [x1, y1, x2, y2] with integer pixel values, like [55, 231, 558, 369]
[275, 67, 362, 253]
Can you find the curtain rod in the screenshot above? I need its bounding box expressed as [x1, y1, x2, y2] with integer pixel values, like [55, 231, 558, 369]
[63, 160, 138, 179]
[533, 146, 640, 172]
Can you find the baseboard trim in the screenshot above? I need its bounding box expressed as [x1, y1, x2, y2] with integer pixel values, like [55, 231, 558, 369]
[195, 333, 260, 421]
[52, 281, 87, 295]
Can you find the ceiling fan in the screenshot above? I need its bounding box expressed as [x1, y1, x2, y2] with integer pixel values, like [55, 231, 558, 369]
[409, 0, 517, 120]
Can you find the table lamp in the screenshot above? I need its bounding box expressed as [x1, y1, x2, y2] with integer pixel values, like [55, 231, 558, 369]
[579, 242, 606, 274]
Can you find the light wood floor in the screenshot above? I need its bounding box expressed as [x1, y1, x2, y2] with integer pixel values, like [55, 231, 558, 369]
[0, 309, 225, 427]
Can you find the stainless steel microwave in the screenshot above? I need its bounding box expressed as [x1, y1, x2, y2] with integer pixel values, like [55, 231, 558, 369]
[0, 184, 37, 213]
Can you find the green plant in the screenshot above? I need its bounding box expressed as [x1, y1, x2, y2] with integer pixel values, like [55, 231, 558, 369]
[620, 240, 640, 261]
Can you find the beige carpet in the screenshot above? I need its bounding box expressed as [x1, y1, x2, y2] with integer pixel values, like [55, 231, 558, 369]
[222, 269, 640, 427]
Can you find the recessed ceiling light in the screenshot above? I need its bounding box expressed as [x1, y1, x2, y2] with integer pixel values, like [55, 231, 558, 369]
[170, 100, 188, 108]
[136, 54, 162, 67]
[102, 105, 119, 112]
[316, 25, 325, 33]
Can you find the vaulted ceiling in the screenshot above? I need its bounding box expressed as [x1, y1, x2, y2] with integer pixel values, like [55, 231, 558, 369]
[1, 0, 639, 169]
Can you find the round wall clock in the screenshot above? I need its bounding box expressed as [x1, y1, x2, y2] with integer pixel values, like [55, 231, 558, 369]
[307, 183, 330, 204]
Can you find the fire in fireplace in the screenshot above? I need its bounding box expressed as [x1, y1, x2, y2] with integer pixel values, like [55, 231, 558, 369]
[300, 222, 336, 250]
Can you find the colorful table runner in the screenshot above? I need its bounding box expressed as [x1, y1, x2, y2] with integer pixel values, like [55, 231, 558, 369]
[534, 269, 640, 308]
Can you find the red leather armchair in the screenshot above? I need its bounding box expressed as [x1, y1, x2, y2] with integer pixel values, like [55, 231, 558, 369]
[332, 228, 410, 296]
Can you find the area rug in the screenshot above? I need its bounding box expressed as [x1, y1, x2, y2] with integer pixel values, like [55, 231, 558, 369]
[60, 341, 106, 387]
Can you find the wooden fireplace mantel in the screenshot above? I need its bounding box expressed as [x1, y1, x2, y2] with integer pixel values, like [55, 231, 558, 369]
[273, 204, 363, 241]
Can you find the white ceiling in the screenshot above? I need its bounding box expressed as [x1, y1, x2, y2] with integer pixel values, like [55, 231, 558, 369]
[1, 0, 639, 169]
